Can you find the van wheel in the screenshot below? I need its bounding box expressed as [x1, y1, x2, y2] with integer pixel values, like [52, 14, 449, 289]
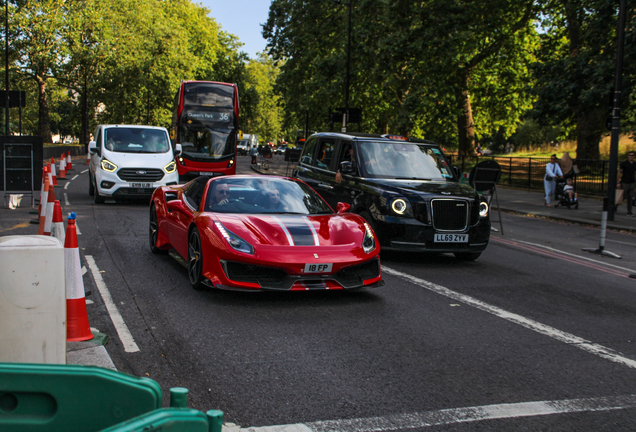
[454, 252, 481, 261]
[93, 176, 105, 204]
[88, 174, 94, 196]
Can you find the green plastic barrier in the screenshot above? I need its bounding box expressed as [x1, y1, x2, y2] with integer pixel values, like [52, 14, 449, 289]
[100, 408, 223, 432]
[0, 362, 162, 432]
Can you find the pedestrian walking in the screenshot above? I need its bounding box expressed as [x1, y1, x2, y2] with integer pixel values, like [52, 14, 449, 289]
[544, 154, 563, 206]
[249, 146, 258, 165]
[618, 151, 635, 216]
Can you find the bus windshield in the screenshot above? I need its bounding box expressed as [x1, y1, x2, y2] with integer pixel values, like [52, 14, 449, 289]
[179, 83, 236, 160]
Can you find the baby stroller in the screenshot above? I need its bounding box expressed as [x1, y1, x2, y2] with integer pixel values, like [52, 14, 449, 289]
[554, 179, 578, 209]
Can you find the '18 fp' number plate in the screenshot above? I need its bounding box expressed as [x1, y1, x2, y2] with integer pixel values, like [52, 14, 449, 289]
[304, 263, 333, 273]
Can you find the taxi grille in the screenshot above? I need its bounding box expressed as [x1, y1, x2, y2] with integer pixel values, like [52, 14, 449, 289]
[117, 168, 165, 182]
[431, 199, 468, 231]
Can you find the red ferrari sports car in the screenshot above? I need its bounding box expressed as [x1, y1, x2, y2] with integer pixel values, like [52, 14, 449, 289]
[149, 175, 384, 291]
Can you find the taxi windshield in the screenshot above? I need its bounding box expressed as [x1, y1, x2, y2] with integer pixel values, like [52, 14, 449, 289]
[205, 177, 334, 214]
[357, 142, 454, 180]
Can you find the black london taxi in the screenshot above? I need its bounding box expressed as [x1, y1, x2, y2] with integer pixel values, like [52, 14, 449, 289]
[292, 132, 490, 260]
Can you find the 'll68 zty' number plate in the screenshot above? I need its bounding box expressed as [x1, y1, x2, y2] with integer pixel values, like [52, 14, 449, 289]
[304, 263, 333, 273]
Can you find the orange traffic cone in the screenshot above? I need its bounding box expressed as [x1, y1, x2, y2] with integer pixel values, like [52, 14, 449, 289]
[58, 155, 67, 180]
[37, 177, 50, 235]
[67, 152, 73, 170]
[65, 212, 93, 341]
[50, 157, 58, 186]
[43, 183, 56, 236]
[50, 200, 65, 245]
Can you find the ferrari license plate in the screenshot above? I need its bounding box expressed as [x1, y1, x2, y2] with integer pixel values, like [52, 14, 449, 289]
[304, 263, 333, 273]
[434, 234, 468, 243]
[130, 183, 152, 188]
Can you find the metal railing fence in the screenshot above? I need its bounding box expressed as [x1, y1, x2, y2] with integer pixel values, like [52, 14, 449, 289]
[447, 155, 611, 195]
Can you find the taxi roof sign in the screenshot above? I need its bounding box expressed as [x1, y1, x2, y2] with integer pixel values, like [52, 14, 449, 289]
[382, 134, 407, 141]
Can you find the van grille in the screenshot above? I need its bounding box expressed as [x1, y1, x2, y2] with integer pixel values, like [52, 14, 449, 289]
[431, 199, 468, 231]
[117, 168, 165, 182]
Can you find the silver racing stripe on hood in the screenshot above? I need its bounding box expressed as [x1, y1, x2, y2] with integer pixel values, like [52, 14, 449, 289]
[271, 215, 319, 246]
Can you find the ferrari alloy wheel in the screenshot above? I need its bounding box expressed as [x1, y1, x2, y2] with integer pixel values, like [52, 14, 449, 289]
[188, 227, 206, 290]
[149, 204, 167, 255]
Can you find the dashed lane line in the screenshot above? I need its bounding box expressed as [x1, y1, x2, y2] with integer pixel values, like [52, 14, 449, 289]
[382, 265, 636, 369]
[85, 255, 139, 353]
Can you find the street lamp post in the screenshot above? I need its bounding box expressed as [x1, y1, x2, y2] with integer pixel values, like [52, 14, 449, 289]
[333, 0, 352, 132]
[5, 0, 9, 136]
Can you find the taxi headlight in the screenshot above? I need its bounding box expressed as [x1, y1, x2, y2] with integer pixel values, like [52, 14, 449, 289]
[391, 198, 407, 215]
[164, 161, 177, 174]
[100, 158, 117, 172]
[214, 221, 254, 254]
[362, 222, 376, 253]
[479, 201, 489, 218]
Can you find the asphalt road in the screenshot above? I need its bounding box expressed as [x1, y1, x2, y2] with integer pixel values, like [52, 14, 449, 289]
[64, 156, 636, 431]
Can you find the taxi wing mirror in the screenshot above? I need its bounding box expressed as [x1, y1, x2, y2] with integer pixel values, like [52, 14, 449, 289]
[336, 202, 351, 214]
[339, 160, 354, 174]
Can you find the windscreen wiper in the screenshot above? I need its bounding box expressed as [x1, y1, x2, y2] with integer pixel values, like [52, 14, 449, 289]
[395, 177, 432, 181]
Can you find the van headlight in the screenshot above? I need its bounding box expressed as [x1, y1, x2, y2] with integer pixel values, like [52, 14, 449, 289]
[100, 158, 117, 172]
[362, 222, 376, 253]
[479, 201, 489, 218]
[164, 161, 177, 174]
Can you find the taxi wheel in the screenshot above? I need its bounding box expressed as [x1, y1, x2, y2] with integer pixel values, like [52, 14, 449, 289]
[358, 210, 376, 231]
[454, 252, 481, 261]
[188, 227, 207, 291]
[149, 204, 168, 255]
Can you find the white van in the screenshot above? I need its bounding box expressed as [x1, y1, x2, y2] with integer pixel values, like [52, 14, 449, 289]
[88, 125, 182, 203]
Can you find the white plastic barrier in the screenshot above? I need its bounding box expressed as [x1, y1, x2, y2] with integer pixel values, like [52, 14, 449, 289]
[0, 235, 66, 364]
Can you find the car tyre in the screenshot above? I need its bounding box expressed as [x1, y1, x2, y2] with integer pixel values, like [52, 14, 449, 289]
[454, 252, 481, 261]
[188, 227, 207, 291]
[93, 177, 105, 204]
[149, 204, 168, 254]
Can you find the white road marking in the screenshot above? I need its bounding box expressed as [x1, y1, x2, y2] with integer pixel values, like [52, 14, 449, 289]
[75, 222, 81, 235]
[81, 169, 88, 174]
[81, 266, 87, 275]
[233, 394, 636, 432]
[72, 174, 79, 180]
[64, 182, 70, 190]
[85, 255, 139, 353]
[63, 193, 70, 206]
[382, 266, 636, 369]
[513, 239, 635, 273]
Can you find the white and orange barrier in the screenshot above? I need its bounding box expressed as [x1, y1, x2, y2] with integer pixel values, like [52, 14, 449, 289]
[65, 212, 93, 342]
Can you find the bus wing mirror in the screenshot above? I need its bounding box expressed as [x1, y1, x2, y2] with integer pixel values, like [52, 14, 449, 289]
[174, 143, 182, 157]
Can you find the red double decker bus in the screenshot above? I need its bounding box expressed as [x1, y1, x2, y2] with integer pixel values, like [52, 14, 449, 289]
[171, 81, 239, 180]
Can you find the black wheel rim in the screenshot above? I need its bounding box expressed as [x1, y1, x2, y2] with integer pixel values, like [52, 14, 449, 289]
[188, 231, 201, 284]
[149, 206, 158, 248]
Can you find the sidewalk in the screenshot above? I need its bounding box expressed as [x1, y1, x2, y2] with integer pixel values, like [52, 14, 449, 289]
[246, 154, 636, 233]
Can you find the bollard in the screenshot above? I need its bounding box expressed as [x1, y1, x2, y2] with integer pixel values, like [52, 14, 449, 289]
[206, 410, 224, 432]
[169, 387, 189, 408]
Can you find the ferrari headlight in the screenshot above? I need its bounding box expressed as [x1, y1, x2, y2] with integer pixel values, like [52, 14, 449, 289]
[214, 221, 254, 254]
[362, 222, 376, 253]
[100, 158, 117, 172]
[164, 161, 177, 174]
[479, 201, 489, 218]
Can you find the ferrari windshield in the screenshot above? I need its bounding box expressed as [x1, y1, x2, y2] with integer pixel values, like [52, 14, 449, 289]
[357, 141, 454, 180]
[104, 128, 170, 154]
[205, 177, 334, 215]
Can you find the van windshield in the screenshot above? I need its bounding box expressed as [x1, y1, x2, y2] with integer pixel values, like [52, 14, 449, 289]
[104, 128, 170, 154]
